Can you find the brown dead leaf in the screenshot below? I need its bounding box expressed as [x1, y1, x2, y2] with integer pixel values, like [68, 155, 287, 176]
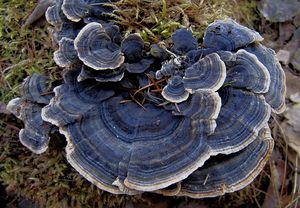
[294, 13, 300, 27]
[277, 50, 291, 65]
[279, 22, 296, 45]
[258, 0, 300, 22]
[285, 150, 300, 208]
[284, 68, 300, 97]
[291, 93, 300, 103]
[291, 48, 300, 73]
[277, 25, 300, 72]
[282, 102, 300, 155]
[262, 153, 285, 208]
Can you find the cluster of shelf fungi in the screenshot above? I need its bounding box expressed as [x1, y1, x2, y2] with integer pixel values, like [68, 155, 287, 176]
[7, 0, 286, 198]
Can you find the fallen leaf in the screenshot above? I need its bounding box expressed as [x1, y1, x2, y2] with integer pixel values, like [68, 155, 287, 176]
[291, 48, 300, 73]
[284, 68, 300, 97]
[291, 92, 300, 103]
[277, 50, 291, 65]
[294, 12, 300, 27]
[258, 0, 300, 22]
[283, 102, 300, 155]
[279, 22, 296, 45]
[262, 152, 285, 208]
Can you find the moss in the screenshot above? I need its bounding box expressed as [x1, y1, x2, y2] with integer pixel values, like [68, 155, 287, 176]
[0, 0, 56, 103]
[113, 0, 258, 42]
[0, 124, 270, 207]
[0, 116, 143, 207]
[0, 0, 258, 100]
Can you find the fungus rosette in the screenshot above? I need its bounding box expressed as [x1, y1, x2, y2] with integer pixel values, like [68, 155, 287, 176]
[121, 33, 154, 74]
[9, 0, 286, 198]
[42, 68, 220, 193]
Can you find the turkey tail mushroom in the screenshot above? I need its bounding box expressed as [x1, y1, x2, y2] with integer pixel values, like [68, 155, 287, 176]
[7, 74, 54, 154]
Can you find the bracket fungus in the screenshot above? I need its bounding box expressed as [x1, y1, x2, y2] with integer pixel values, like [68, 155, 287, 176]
[183, 53, 226, 93]
[207, 87, 271, 155]
[121, 34, 154, 73]
[7, 74, 54, 154]
[244, 44, 286, 114]
[155, 60, 177, 80]
[121, 33, 144, 62]
[203, 19, 263, 51]
[45, 0, 66, 29]
[179, 126, 274, 198]
[54, 37, 80, 67]
[42, 69, 218, 192]
[222, 49, 271, 93]
[78, 65, 125, 82]
[74, 22, 124, 70]
[162, 76, 189, 103]
[62, 0, 115, 22]
[150, 44, 170, 60]
[8, 0, 287, 199]
[171, 28, 198, 55]
[123, 58, 154, 74]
